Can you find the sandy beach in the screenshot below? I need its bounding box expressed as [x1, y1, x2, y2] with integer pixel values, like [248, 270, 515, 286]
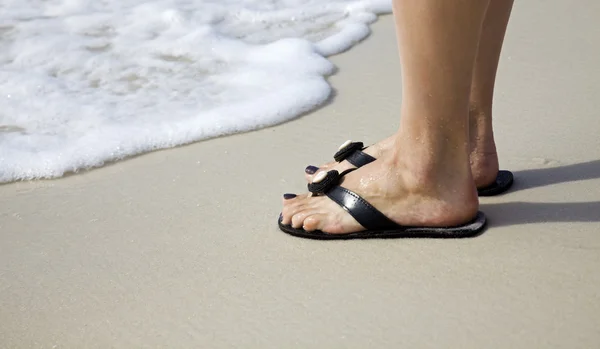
[2, 1, 600, 347]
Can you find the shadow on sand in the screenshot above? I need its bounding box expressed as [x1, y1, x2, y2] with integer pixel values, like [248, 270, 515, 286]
[482, 160, 600, 227]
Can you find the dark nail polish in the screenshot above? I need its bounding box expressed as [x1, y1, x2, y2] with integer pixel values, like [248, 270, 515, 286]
[283, 193, 297, 200]
[305, 165, 319, 174]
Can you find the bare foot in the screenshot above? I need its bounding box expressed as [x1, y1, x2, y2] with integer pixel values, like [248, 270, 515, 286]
[469, 110, 500, 188]
[306, 112, 500, 189]
[304, 136, 395, 182]
[285, 148, 479, 234]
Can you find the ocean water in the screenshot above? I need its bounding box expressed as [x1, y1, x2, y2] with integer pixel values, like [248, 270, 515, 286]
[0, 0, 392, 182]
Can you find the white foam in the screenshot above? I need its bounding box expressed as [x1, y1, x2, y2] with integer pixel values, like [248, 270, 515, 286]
[0, 0, 392, 182]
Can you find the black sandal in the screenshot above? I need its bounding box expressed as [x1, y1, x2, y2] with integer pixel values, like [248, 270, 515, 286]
[319, 140, 514, 196]
[279, 169, 487, 240]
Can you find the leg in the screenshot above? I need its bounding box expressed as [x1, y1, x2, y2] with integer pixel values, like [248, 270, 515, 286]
[282, 0, 490, 234]
[305, 1, 514, 191]
[469, 0, 514, 187]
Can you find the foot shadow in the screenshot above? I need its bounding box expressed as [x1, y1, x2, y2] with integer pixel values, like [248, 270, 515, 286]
[511, 160, 600, 192]
[482, 201, 600, 228]
[483, 159, 600, 227]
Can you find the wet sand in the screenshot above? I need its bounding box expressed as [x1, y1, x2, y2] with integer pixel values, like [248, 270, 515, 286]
[2, 1, 600, 347]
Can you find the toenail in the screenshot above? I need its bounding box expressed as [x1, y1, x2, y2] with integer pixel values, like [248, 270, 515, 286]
[339, 139, 352, 150]
[305, 165, 319, 174]
[312, 171, 327, 183]
[283, 193, 297, 199]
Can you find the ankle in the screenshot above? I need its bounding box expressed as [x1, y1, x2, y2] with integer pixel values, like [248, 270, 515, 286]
[468, 100, 492, 119]
[383, 150, 480, 225]
[469, 105, 496, 148]
[392, 130, 470, 172]
[468, 104, 492, 130]
[370, 134, 397, 157]
[387, 139, 474, 192]
[470, 150, 499, 188]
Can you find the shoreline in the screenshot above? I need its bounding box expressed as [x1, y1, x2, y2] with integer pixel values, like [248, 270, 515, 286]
[2, 3, 600, 347]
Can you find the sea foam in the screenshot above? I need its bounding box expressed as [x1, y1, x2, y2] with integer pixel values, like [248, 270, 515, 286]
[0, 0, 392, 182]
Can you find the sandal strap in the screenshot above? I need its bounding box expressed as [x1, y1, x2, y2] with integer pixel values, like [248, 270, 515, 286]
[345, 150, 376, 167]
[308, 168, 397, 230]
[326, 186, 399, 231]
[333, 141, 376, 167]
[307, 168, 357, 195]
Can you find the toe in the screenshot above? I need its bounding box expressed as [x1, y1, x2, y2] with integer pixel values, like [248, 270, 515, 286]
[280, 189, 362, 234]
[282, 193, 310, 207]
[281, 193, 311, 224]
[302, 214, 325, 231]
[305, 166, 325, 182]
[283, 193, 297, 200]
[304, 160, 338, 181]
[304, 165, 319, 175]
[291, 209, 320, 229]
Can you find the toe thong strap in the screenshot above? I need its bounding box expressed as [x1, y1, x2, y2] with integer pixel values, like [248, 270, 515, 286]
[307, 169, 399, 230]
[308, 168, 357, 195]
[333, 141, 376, 167]
[326, 186, 399, 231]
[307, 170, 340, 195]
